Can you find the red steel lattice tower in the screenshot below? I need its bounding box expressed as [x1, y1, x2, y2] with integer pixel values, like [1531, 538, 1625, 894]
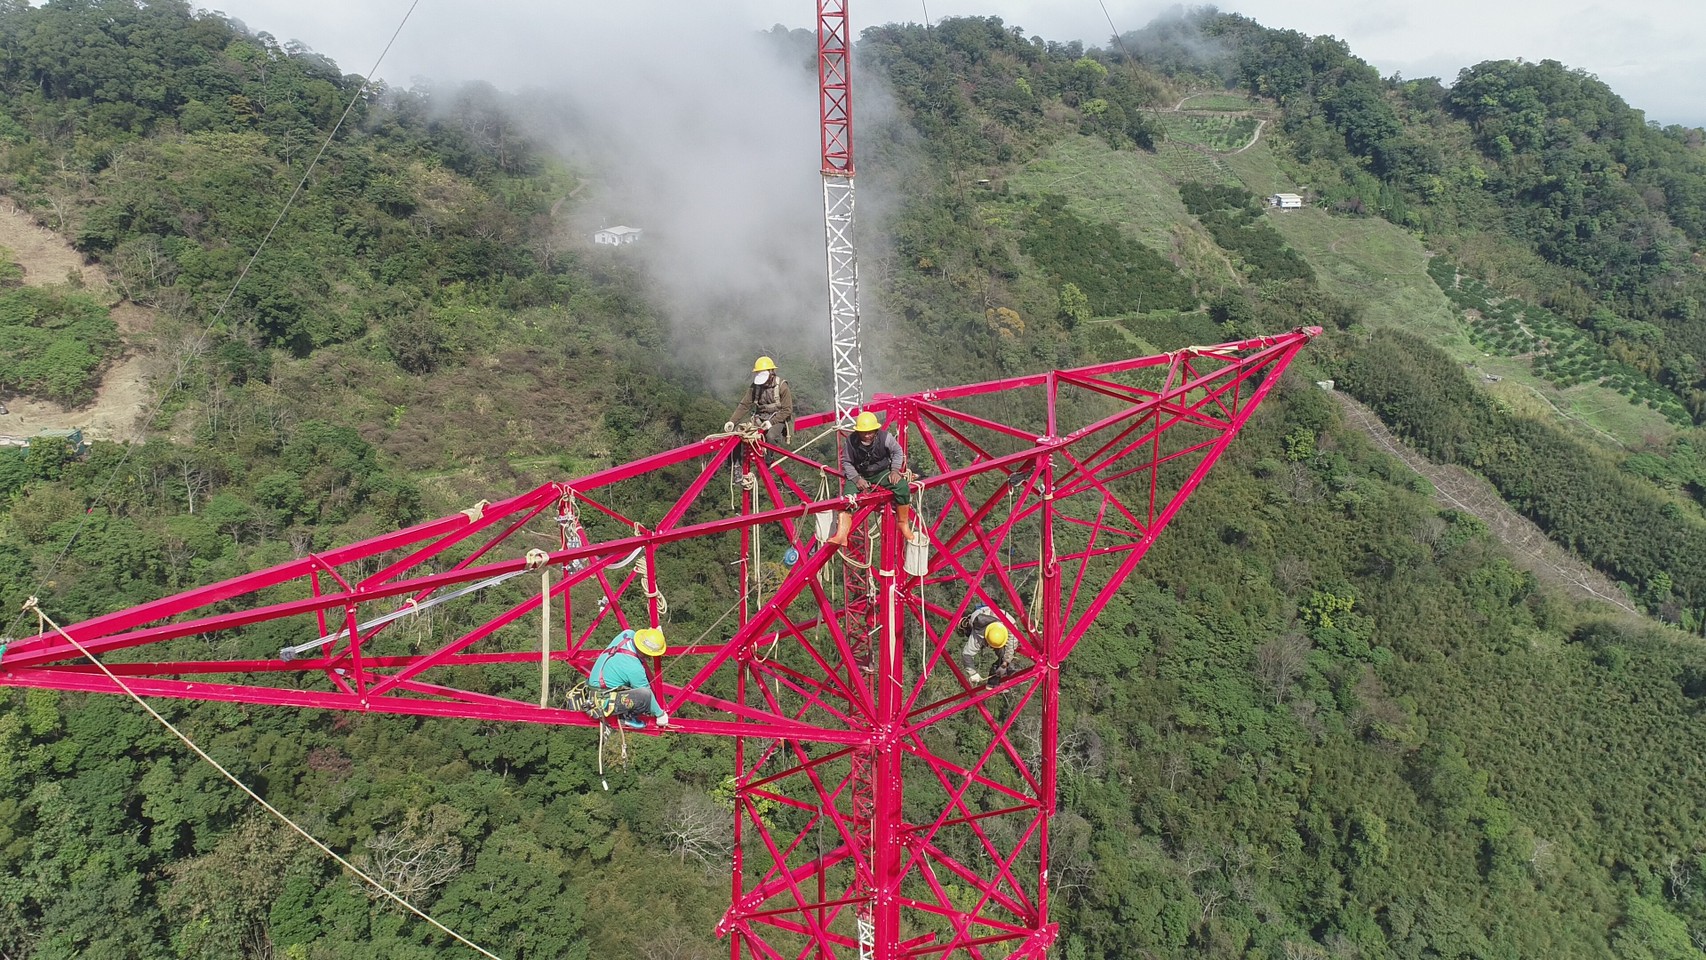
[0, 330, 1317, 959]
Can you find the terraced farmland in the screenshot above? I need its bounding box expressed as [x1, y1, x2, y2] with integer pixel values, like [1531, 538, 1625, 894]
[1429, 257, 1692, 425]
[1157, 112, 1261, 151]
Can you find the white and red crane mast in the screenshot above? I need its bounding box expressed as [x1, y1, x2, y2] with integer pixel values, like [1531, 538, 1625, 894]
[818, 0, 863, 429]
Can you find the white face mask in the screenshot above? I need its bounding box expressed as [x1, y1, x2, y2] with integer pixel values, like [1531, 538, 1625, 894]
[753, 371, 771, 386]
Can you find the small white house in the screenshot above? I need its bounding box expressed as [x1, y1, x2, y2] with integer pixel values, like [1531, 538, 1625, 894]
[594, 225, 642, 245]
[1268, 193, 1304, 209]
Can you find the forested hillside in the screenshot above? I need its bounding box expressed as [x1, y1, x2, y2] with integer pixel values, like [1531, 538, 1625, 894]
[4, 2, 1706, 959]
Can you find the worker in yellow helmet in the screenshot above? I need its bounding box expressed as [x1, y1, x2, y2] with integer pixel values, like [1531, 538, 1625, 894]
[826, 410, 916, 546]
[959, 604, 1018, 686]
[587, 627, 672, 729]
[728, 355, 795, 448]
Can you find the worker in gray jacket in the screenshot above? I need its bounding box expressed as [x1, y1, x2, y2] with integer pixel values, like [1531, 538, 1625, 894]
[959, 604, 1016, 685]
[827, 411, 915, 546]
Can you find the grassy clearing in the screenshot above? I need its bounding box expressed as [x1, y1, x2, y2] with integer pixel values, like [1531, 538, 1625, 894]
[1261, 207, 1462, 337]
[1006, 136, 1200, 251]
[1172, 220, 1242, 289]
[1006, 134, 1684, 449]
[1220, 139, 1306, 197]
[1262, 205, 1681, 444]
[1484, 376, 1675, 447]
[1176, 93, 1254, 111]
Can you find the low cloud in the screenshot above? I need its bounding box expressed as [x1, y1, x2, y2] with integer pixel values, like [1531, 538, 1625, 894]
[228, 1, 895, 387]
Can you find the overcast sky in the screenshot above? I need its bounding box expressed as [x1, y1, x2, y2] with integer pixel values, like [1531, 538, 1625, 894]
[208, 0, 1705, 127]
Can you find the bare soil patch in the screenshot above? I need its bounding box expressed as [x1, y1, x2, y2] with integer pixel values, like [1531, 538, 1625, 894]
[0, 196, 155, 443]
[0, 197, 107, 293]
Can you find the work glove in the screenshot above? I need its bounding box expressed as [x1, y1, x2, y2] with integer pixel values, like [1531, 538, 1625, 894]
[761, 420, 772, 431]
[965, 671, 984, 685]
[723, 422, 735, 433]
[656, 712, 671, 726]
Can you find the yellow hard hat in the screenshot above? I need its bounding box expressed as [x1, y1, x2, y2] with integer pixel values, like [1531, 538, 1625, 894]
[984, 623, 1010, 648]
[852, 411, 881, 432]
[634, 627, 667, 656]
[752, 356, 777, 373]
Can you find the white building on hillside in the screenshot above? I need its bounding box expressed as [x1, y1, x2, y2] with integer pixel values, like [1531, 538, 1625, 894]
[1268, 193, 1304, 209]
[594, 225, 642, 245]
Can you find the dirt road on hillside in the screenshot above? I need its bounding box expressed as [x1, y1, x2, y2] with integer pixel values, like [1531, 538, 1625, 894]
[0, 197, 153, 443]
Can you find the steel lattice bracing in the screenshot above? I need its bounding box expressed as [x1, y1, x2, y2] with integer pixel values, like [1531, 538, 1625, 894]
[0, 330, 1318, 960]
[823, 176, 863, 430]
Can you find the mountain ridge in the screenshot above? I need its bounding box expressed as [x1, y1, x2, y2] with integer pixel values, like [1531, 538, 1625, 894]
[3, 4, 1706, 958]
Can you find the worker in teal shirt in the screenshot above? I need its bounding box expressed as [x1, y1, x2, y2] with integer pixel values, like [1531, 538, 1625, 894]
[589, 628, 671, 729]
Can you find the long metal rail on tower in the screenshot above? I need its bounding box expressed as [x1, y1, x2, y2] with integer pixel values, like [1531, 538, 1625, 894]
[818, 0, 862, 429]
[815, 8, 877, 957]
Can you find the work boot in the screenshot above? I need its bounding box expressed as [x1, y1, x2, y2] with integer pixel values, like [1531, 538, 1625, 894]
[825, 511, 853, 547]
[898, 505, 918, 544]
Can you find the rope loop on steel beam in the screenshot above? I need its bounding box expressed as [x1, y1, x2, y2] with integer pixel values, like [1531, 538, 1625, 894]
[631, 525, 669, 619]
[554, 496, 578, 530]
[1174, 344, 1236, 359]
[841, 532, 874, 570]
[705, 421, 767, 446]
